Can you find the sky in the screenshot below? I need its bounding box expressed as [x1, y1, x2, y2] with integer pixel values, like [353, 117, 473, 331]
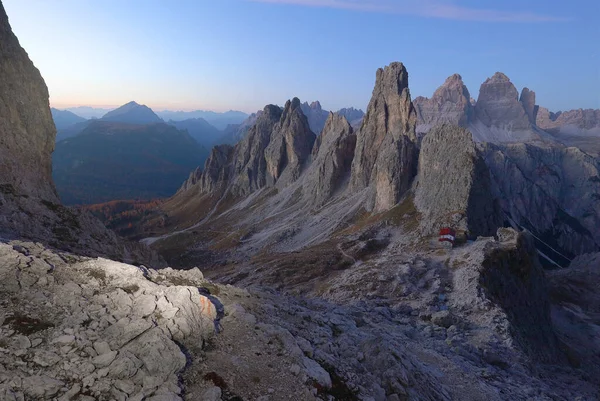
[3, 0, 599, 113]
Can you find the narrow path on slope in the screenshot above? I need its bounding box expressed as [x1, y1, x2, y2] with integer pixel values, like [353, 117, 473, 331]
[337, 242, 357, 265]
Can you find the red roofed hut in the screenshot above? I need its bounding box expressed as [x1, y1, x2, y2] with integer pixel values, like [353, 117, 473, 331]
[439, 227, 456, 246]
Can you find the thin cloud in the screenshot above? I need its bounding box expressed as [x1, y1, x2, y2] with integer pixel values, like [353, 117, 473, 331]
[247, 0, 569, 22]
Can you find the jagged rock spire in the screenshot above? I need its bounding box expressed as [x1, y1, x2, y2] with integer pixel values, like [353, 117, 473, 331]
[350, 62, 418, 211]
[264, 97, 315, 187]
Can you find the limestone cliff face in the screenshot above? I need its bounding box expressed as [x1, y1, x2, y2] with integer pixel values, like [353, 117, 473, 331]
[0, 2, 57, 201]
[0, 3, 161, 266]
[304, 112, 356, 206]
[474, 72, 531, 131]
[413, 74, 473, 134]
[264, 98, 315, 187]
[479, 229, 564, 363]
[350, 62, 418, 211]
[481, 142, 600, 256]
[414, 124, 501, 237]
[197, 145, 234, 194]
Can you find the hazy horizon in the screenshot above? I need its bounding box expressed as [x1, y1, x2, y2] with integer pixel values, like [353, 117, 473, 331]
[51, 103, 254, 114]
[5, 0, 599, 114]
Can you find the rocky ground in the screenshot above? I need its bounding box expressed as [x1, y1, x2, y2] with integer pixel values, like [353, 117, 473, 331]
[1, 230, 599, 401]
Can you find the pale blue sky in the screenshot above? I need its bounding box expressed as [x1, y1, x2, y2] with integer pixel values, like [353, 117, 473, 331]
[3, 0, 599, 113]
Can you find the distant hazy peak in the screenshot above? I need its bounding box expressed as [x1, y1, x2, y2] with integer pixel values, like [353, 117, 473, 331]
[101, 100, 162, 124]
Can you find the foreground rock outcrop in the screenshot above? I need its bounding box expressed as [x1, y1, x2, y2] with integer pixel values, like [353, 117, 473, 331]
[414, 124, 500, 237]
[3, 231, 600, 401]
[0, 241, 215, 401]
[351, 62, 418, 211]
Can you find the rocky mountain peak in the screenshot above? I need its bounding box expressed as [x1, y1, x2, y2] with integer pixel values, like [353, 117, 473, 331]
[446, 73, 463, 83]
[519, 87, 538, 124]
[263, 104, 283, 119]
[413, 73, 473, 132]
[101, 100, 162, 125]
[321, 112, 347, 141]
[474, 72, 530, 131]
[309, 100, 322, 111]
[336, 107, 365, 129]
[313, 112, 346, 155]
[477, 72, 519, 102]
[284, 97, 303, 118]
[300, 100, 328, 134]
[123, 100, 140, 107]
[487, 72, 511, 83]
[351, 61, 418, 211]
[265, 98, 316, 186]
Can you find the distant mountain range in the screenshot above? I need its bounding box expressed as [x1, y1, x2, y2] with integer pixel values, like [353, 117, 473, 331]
[155, 109, 248, 130]
[54, 101, 165, 142]
[64, 106, 114, 119]
[167, 118, 225, 146]
[300, 101, 365, 134]
[50, 108, 87, 130]
[53, 120, 208, 205]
